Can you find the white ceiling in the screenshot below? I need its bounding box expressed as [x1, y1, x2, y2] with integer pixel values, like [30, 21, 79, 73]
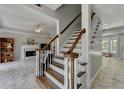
[93, 4, 124, 31]
[0, 4, 57, 36]
[45, 4, 62, 10]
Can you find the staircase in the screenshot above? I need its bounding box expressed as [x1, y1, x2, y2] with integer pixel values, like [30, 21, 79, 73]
[36, 13, 87, 89]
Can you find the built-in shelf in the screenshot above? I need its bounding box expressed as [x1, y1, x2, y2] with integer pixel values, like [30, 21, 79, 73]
[0, 38, 14, 63]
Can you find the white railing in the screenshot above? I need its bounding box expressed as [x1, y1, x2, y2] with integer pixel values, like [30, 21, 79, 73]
[36, 48, 54, 77]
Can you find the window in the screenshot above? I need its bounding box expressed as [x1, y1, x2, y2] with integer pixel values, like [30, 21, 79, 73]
[110, 39, 117, 53]
[102, 40, 109, 52]
[102, 39, 118, 53]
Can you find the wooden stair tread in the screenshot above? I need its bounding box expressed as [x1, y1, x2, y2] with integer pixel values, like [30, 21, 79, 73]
[77, 83, 82, 89]
[77, 71, 86, 78]
[74, 31, 81, 34]
[60, 51, 67, 54]
[63, 46, 70, 48]
[46, 68, 64, 84]
[66, 42, 74, 44]
[54, 56, 64, 60]
[69, 38, 76, 40]
[81, 63, 87, 66]
[52, 61, 64, 70]
[36, 77, 59, 89]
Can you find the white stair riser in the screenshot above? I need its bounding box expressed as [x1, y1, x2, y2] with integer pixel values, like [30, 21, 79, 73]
[64, 44, 82, 48]
[50, 64, 64, 76]
[77, 25, 81, 27]
[54, 58, 64, 65]
[72, 33, 80, 36]
[64, 43, 73, 46]
[62, 49, 82, 52]
[58, 53, 64, 57]
[78, 73, 86, 89]
[70, 36, 77, 38]
[75, 28, 81, 32]
[81, 65, 87, 71]
[68, 39, 75, 42]
[45, 71, 64, 89]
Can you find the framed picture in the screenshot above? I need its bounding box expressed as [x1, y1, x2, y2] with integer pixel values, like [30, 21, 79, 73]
[27, 38, 35, 45]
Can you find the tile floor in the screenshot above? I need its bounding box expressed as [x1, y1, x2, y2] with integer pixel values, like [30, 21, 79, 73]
[92, 57, 124, 89]
[0, 60, 41, 89]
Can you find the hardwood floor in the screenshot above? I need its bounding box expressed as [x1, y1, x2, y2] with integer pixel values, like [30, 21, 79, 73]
[0, 60, 40, 89]
[36, 77, 59, 89]
[92, 57, 124, 89]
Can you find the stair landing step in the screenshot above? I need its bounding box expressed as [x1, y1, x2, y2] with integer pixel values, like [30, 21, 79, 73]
[77, 71, 86, 78]
[52, 61, 64, 70]
[81, 63, 87, 66]
[36, 77, 59, 89]
[46, 68, 64, 85]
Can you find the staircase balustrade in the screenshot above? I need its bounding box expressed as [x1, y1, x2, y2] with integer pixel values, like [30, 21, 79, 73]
[35, 12, 86, 89]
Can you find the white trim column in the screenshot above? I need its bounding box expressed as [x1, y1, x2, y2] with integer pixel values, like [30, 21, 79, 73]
[81, 4, 91, 88]
[56, 20, 60, 55]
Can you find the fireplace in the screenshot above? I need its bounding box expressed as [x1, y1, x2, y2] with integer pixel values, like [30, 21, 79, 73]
[21, 45, 39, 60]
[26, 51, 36, 57]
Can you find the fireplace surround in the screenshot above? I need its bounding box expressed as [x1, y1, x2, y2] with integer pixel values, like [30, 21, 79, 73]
[21, 45, 39, 60]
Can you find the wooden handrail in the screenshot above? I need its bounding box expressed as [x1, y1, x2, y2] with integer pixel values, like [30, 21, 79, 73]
[91, 12, 96, 20]
[36, 12, 81, 51]
[66, 28, 86, 54]
[36, 35, 58, 51]
[60, 12, 81, 34]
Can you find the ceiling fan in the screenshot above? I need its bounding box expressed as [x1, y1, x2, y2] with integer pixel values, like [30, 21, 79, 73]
[19, 23, 49, 33]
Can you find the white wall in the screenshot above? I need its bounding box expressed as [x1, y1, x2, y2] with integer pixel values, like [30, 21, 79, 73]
[55, 5, 81, 47]
[27, 4, 81, 46]
[59, 16, 81, 48]
[90, 12, 102, 83]
[42, 4, 81, 47]
[0, 31, 49, 60]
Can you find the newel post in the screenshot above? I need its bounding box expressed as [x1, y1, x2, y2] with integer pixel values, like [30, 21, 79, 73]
[64, 52, 79, 89]
[36, 49, 44, 77]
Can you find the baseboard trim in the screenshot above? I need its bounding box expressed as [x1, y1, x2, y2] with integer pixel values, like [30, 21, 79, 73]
[90, 65, 102, 87]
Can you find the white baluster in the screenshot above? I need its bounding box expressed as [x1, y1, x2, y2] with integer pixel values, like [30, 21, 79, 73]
[64, 57, 77, 89]
[64, 57, 69, 89]
[74, 58, 78, 89]
[36, 50, 40, 77]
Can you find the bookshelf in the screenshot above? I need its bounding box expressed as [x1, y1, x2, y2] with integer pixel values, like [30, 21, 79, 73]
[0, 38, 14, 63]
